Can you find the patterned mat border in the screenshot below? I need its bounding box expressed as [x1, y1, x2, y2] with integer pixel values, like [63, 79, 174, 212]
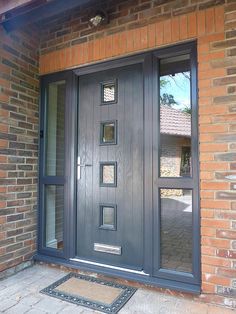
[40, 272, 137, 313]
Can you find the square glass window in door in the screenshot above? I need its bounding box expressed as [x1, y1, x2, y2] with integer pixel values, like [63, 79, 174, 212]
[99, 204, 117, 230]
[101, 80, 117, 105]
[100, 162, 117, 187]
[100, 120, 117, 145]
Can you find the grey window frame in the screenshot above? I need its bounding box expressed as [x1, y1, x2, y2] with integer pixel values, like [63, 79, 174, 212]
[152, 42, 200, 286]
[101, 79, 118, 105]
[99, 162, 117, 187]
[99, 120, 117, 146]
[38, 71, 77, 259]
[99, 204, 117, 231]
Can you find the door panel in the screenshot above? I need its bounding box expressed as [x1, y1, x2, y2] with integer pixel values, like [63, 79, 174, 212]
[77, 64, 144, 269]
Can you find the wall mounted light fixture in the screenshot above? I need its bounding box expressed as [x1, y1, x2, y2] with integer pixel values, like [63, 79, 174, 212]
[89, 10, 108, 28]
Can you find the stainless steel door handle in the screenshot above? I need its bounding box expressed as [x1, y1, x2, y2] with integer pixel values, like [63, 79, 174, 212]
[77, 157, 92, 179]
[79, 164, 93, 167]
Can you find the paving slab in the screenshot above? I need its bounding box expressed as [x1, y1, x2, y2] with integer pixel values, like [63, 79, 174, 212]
[0, 264, 235, 314]
[4, 303, 31, 314]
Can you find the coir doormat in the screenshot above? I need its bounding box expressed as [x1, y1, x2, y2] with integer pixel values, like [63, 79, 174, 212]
[40, 272, 137, 313]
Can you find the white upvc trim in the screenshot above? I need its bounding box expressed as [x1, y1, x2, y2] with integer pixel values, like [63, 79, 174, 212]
[70, 258, 149, 276]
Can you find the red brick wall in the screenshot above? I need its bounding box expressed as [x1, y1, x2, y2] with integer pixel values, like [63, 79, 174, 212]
[39, 0, 225, 57]
[38, 0, 236, 308]
[0, 0, 236, 309]
[0, 25, 39, 272]
[198, 2, 236, 307]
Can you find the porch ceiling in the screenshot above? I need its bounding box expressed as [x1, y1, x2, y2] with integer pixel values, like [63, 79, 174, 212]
[0, 0, 35, 15]
[0, 0, 91, 32]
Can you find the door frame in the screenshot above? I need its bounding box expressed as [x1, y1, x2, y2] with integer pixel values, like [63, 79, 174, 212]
[38, 41, 200, 293]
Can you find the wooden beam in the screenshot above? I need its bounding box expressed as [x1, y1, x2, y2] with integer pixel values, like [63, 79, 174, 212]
[0, 0, 34, 15]
[1, 0, 90, 32]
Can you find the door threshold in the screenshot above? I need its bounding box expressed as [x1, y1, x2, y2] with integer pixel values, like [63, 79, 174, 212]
[35, 254, 201, 294]
[70, 258, 149, 276]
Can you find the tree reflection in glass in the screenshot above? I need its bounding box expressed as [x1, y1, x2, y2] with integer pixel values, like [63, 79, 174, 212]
[160, 55, 192, 178]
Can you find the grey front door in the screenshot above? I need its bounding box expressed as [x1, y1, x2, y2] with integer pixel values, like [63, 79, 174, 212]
[77, 64, 144, 270]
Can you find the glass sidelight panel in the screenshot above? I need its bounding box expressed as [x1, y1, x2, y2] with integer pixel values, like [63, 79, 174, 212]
[159, 55, 191, 178]
[45, 81, 66, 176]
[155, 45, 199, 283]
[45, 185, 64, 250]
[40, 72, 72, 259]
[160, 189, 192, 273]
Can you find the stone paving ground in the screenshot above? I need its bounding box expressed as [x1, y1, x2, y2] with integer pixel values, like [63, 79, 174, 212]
[0, 264, 235, 314]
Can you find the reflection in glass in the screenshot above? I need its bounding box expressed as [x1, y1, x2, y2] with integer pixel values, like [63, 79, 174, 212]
[160, 55, 191, 178]
[45, 185, 64, 250]
[45, 81, 65, 176]
[100, 163, 117, 186]
[103, 83, 115, 103]
[100, 205, 116, 230]
[100, 121, 117, 145]
[160, 189, 192, 273]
